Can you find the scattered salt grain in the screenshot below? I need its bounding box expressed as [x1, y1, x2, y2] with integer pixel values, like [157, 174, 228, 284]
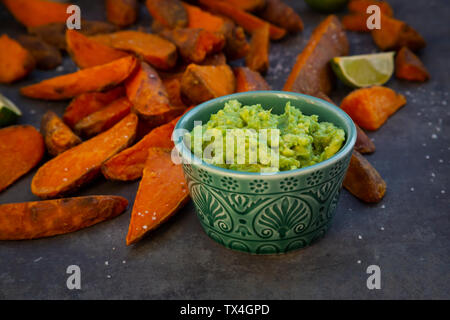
[410, 187, 415, 192]
[358, 235, 362, 240]
[380, 227, 385, 231]
[122, 260, 126, 264]
[381, 205, 385, 209]
[425, 155, 430, 159]
[152, 217, 156, 221]
[105, 261, 109, 266]
[431, 134, 438, 139]
[439, 159, 443, 163]
[441, 190, 446, 194]
[106, 275, 111, 279]
[62, 178, 68, 182]
[142, 225, 147, 230]
[357, 260, 361, 264]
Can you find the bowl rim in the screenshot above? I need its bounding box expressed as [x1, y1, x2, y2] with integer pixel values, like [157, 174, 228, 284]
[174, 91, 357, 178]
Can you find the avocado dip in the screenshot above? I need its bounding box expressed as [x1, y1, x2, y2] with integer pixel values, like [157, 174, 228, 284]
[189, 99, 345, 173]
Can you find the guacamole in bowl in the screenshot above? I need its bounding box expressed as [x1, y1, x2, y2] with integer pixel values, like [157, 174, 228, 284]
[188, 99, 345, 173]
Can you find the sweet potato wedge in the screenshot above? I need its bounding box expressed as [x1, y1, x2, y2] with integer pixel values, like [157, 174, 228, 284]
[348, 0, 393, 17]
[21, 56, 137, 100]
[0, 125, 44, 193]
[340, 86, 407, 131]
[41, 111, 81, 156]
[371, 15, 426, 51]
[183, 2, 228, 34]
[201, 52, 227, 66]
[2, 0, 69, 28]
[66, 29, 129, 69]
[0, 196, 128, 240]
[245, 23, 270, 74]
[0, 34, 35, 84]
[106, 0, 138, 28]
[28, 21, 118, 50]
[102, 117, 179, 181]
[343, 150, 386, 203]
[31, 113, 138, 199]
[198, 0, 286, 40]
[63, 87, 125, 128]
[225, 0, 266, 12]
[74, 97, 132, 138]
[181, 64, 235, 105]
[125, 61, 184, 126]
[312, 92, 375, 154]
[234, 67, 271, 92]
[342, 14, 370, 32]
[258, 0, 303, 33]
[146, 0, 188, 29]
[126, 148, 189, 245]
[17, 35, 62, 70]
[160, 28, 225, 63]
[163, 77, 186, 108]
[223, 25, 250, 61]
[91, 31, 177, 70]
[395, 46, 430, 82]
[283, 15, 349, 95]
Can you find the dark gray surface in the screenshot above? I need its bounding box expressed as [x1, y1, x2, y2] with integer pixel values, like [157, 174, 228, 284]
[0, 0, 449, 300]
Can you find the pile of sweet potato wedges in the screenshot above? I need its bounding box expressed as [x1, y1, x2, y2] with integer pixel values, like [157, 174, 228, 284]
[0, 0, 428, 244]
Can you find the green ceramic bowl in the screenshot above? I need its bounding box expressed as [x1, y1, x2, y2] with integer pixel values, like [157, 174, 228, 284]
[174, 91, 356, 254]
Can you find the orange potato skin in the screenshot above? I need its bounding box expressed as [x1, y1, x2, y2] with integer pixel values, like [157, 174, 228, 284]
[126, 148, 189, 245]
[343, 150, 386, 203]
[283, 15, 349, 96]
[41, 111, 81, 156]
[31, 114, 138, 199]
[0, 125, 44, 193]
[66, 29, 129, 69]
[145, 0, 188, 29]
[395, 46, 430, 82]
[0, 196, 128, 240]
[63, 86, 125, 128]
[234, 67, 271, 92]
[198, 0, 286, 40]
[91, 31, 177, 70]
[258, 0, 304, 33]
[17, 35, 62, 70]
[102, 117, 178, 181]
[74, 97, 132, 138]
[2, 0, 69, 28]
[340, 86, 407, 131]
[0, 34, 35, 84]
[21, 56, 137, 100]
[245, 23, 270, 74]
[126, 62, 184, 126]
[106, 0, 138, 28]
[181, 64, 236, 105]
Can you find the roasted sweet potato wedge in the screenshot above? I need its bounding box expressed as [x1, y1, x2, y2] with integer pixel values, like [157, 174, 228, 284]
[342, 14, 370, 32]
[74, 97, 132, 138]
[258, 0, 303, 33]
[41, 111, 81, 156]
[245, 23, 270, 73]
[340, 86, 407, 130]
[31, 113, 138, 199]
[106, 0, 138, 28]
[17, 35, 62, 70]
[198, 0, 286, 40]
[181, 64, 235, 105]
[283, 15, 349, 96]
[225, 0, 266, 12]
[146, 0, 188, 29]
[0, 196, 128, 240]
[343, 150, 386, 203]
[126, 62, 184, 126]
[234, 67, 271, 92]
[21, 56, 137, 100]
[160, 28, 225, 63]
[395, 46, 430, 82]
[126, 148, 189, 245]
[102, 117, 179, 181]
[63, 86, 125, 128]
[201, 52, 227, 66]
[66, 29, 129, 69]
[2, 0, 69, 28]
[223, 25, 250, 61]
[0, 34, 35, 84]
[0, 125, 44, 193]
[371, 15, 426, 51]
[163, 77, 186, 108]
[28, 21, 118, 50]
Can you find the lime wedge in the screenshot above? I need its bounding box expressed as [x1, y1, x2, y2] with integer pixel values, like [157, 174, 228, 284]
[304, 0, 348, 12]
[0, 94, 22, 127]
[331, 52, 395, 88]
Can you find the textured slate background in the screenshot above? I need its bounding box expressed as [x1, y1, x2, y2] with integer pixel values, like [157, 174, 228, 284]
[0, 0, 449, 299]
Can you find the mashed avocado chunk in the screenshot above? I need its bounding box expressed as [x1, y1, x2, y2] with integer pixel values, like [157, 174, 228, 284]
[189, 100, 345, 172]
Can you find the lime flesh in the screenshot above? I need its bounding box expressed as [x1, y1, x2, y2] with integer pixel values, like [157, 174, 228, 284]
[331, 52, 395, 88]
